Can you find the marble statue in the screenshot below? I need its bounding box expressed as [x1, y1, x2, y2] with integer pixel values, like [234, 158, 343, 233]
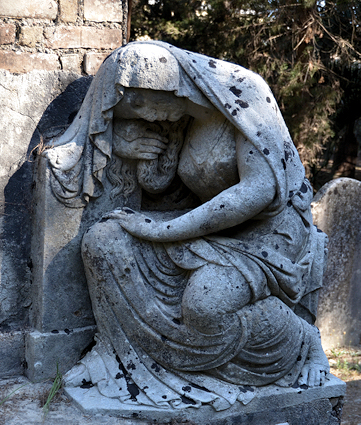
[45, 41, 330, 412]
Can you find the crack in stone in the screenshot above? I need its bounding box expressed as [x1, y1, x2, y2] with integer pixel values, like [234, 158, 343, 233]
[3, 106, 38, 127]
[0, 83, 15, 93]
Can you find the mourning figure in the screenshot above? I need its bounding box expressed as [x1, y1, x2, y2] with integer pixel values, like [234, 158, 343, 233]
[45, 41, 329, 411]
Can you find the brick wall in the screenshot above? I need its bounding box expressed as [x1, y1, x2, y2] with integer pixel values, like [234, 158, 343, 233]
[0, 0, 128, 75]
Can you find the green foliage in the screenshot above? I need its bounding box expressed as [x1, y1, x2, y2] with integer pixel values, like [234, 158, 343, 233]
[131, 0, 361, 189]
[0, 364, 63, 418]
[0, 383, 29, 407]
[43, 363, 62, 416]
[335, 357, 361, 373]
[326, 347, 361, 385]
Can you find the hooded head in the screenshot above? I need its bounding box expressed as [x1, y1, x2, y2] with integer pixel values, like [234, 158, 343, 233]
[116, 43, 181, 92]
[114, 42, 213, 110]
[46, 40, 305, 214]
[45, 42, 210, 207]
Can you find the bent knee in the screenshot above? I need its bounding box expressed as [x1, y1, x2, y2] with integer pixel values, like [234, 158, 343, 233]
[82, 219, 126, 258]
[181, 265, 251, 334]
[182, 296, 239, 335]
[181, 265, 251, 313]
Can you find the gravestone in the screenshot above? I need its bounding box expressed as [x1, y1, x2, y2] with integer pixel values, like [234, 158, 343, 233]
[30, 41, 346, 424]
[312, 177, 361, 349]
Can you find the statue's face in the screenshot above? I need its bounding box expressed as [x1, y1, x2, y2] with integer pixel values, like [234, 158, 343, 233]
[114, 88, 187, 122]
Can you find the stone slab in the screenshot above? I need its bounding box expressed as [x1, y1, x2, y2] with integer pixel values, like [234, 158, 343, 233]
[84, 0, 122, 22]
[65, 374, 346, 424]
[0, 0, 58, 19]
[44, 26, 122, 49]
[312, 177, 361, 348]
[84, 52, 109, 75]
[0, 23, 16, 44]
[25, 326, 96, 382]
[19, 27, 44, 48]
[0, 51, 60, 73]
[31, 157, 95, 332]
[29, 153, 128, 379]
[0, 331, 25, 378]
[0, 70, 90, 339]
[60, 54, 82, 73]
[59, 0, 78, 22]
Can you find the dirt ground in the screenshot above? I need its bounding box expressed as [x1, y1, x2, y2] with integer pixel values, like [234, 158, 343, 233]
[326, 347, 361, 425]
[0, 375, 149, 425]
[0, 348, 360, 425]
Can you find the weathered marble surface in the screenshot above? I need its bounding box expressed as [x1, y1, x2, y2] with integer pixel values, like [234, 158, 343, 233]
[0, 69, 92, 379]
[39, 41, 333, 416]
[25, 74, 96, 382]
[0, 331, 24, 378]
[0, 374, 345, 425]
[313, 177, 361, 348]
[0, 70, 91, 329]
[65, 374, 345, 425]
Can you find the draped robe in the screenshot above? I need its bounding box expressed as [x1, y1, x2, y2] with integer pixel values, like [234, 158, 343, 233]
[46, 41, 327, 410]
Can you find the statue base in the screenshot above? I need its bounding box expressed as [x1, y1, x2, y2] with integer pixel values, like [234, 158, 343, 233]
[64, 374, 345, 424]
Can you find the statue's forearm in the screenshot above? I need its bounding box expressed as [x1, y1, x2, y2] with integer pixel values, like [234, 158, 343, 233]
[150, 177, 276, 242]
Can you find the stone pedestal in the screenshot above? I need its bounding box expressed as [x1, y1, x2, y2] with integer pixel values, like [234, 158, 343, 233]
[64, 374, 346, 425]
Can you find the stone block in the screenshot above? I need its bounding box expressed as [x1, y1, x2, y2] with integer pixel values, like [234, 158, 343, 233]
[312, 178, 361, 348]
[0, 69, 90, 338]
[59, 0, 78, 22]
[28, 158, 121, 379]
[0, 23, 16, 44]
[0, 51, 60, 73]
[19, 26, 44, 48]
[60, 54, 82, 73]
[0, 331, 25, 378]
[45, 26, 122, 49]
[65, 374, 346, 424]
[84, 52, 108, 75]
[84, 0, 122, 22]
[29, 68, 136, 378]
[0, 0, 58, 19]
[30, 158, 118, 327]
[26, 75, 93, 333]
[25, 326, 96, 381]
[31, 157, 95, 332]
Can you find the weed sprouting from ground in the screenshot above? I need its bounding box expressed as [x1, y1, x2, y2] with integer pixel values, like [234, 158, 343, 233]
[42, 363, 62, 416]
[0, 363, 63, 420]
[0, 383, 29, 407]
